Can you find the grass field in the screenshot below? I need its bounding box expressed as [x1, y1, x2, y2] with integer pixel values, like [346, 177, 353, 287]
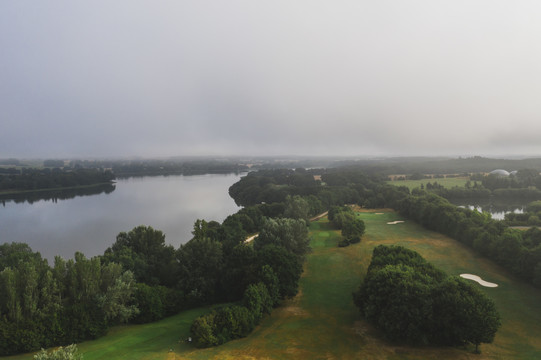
[387, 177, 469, 190]
[8, 210, 541, 359]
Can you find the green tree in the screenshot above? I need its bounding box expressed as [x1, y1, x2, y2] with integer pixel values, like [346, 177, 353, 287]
[242, 282, 272, 323]
[516, 168, 540, 187]
[177, 238, 223, 304]
[254, 218, 311, 260]
[256, 245, 303, 299]
[284, 195, 310, 221]
[96, 264, 138, 324]
[433, 276, 500, 352]
[131, 283, 164, 324]
[527, 200, 541, 213]
[341, 218, 365, 244]
[103, 226, 177, 287]
[354, 264, 434, 344]
[220, 244, 257, 301]
[257, 265, 280, 307]
[190, 312, 219, 347]
[328, 206, 355, 229]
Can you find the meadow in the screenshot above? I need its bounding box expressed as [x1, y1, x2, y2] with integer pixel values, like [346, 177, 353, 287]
[8, 210, 541, 359]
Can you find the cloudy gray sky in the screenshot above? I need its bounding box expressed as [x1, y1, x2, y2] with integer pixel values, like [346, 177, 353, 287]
[2, 1, 541, 158]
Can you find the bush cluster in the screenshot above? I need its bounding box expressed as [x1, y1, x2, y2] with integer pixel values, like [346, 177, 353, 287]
[328, 206, 365, 247]
[354, 246, 500, 352]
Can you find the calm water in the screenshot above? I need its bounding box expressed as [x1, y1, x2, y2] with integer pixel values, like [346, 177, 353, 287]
[451, 199, 525, 220]
[0, 173, 243, 262]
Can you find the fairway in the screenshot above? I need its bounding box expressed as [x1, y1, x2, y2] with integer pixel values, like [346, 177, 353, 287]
[8, 210, 541, 359]
[387, 177, 469, 190]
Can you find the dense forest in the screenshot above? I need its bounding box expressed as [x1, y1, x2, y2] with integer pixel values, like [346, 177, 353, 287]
[0, 168, 114, 193]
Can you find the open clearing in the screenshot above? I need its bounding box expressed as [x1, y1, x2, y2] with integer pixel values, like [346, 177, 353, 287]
[387, 177, 469, 190]
[8, 210, 541, 359]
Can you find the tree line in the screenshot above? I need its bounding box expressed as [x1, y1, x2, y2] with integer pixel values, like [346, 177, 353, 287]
[1, 183, 115, 206]
[504, 200, 541, 227]
[381, 186, 541, 288]
[0, 168, 114, 193]
[0, 244, 137, 354]
[341, 156, 541, 176]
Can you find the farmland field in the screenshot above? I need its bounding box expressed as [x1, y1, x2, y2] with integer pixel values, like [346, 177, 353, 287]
[8, 210, 541, 359]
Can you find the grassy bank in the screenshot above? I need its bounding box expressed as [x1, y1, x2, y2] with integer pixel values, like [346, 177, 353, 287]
[7, 210, 541, 359]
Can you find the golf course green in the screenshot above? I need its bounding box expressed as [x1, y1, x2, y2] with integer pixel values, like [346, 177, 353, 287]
[8, 210, 541, 359]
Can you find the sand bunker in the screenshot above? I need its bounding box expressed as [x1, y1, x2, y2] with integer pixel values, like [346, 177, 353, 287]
[460, 274, 498, 287]
[387, 221, 405, 225]
[375, 213, 384, 215]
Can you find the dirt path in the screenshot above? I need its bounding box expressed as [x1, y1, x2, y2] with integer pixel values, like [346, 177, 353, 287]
[309, 211, 328, 222]
[245, 234, 258, 243]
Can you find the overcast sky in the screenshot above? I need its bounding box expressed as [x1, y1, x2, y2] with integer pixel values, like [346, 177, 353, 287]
[2, 1, 541, 159]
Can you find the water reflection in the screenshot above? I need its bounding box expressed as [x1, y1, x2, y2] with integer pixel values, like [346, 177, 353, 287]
[451, 198, 525, 220]
[0, 183, 116, 206]
[0, 174, 243, 262]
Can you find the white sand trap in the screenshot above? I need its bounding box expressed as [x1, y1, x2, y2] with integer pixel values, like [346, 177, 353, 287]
[375, 213, 384, 215]
[460, 274, 498, 287]
[387, 221, 405, 225]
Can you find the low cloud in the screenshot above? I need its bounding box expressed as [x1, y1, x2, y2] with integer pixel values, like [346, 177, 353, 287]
[2, 1, 541, 158]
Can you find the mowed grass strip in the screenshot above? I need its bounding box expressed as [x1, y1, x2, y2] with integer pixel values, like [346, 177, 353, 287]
[356, 210, 541, 359]
[4, 307, 211, 360]
[8, 210, 541, 359]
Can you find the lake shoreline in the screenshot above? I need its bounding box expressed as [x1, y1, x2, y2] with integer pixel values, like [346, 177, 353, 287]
[0, 181, 116, 197]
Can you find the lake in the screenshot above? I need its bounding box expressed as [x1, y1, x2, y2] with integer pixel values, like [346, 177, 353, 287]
[0, 173, 244, 262]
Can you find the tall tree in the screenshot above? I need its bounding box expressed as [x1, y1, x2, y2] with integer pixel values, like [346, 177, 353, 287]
[176, 238, 223, 304]
[103, 226, 177, 286]
[256, 245, 303, 299]
[284, 195, 310, 221]
[254, 218, 311, 260]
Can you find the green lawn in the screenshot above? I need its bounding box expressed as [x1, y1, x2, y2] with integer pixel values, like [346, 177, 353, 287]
[387, 177, 469, 190]
[8, 210, 541, 359]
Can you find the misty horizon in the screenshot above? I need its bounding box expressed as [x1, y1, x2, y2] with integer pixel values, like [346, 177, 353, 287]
[2, 1, 541, 159]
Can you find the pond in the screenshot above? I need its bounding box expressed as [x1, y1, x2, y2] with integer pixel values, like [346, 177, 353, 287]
[0, 173, 244, 262]
[450, 198, 525, 220]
